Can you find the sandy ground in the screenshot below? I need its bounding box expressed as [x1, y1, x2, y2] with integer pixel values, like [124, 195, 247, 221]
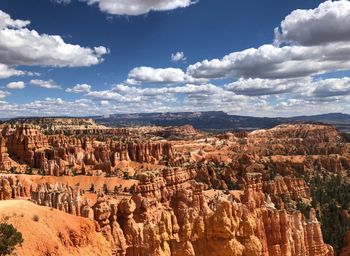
[0, 200, 111, 256]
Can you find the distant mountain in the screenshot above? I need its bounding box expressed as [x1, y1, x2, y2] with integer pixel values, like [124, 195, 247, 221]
[93, 111, 350, 132]
[290, 113, 350, 123]
[94, 111, 278, 130]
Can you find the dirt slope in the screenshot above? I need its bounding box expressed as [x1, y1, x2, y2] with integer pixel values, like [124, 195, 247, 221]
[0, 200, 111, 256]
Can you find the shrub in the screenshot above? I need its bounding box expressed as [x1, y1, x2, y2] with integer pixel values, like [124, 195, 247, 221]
[32, 214, 39, 222]
[123, 171, 130, 180]
[103, 184, 109, 194]
[0, 223, 23, 255]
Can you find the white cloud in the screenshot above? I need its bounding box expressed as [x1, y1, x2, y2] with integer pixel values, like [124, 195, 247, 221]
[224, 76, 350, 100]
[81, 0, 196, 16]
[94, 46, 109, 55]
[6, 81, 25, 89]
[100, 100, 109, 106]
[0, 10, 30, 30]
[0, 64, 25, 79]
[128, 67, 186, 84]
[86, 82, 248, 114]
[225, 78, 308, 96]
[0, 90, 10, 99]
[275, 96, 350, 117]
[171, 51, 186, 62]
[304, 77, 350, 99]
[87, 89, 141, 102]
[187, 43, 350, 80]
[0, 98, 106, 117]
[187, 1, 350, 81]
[66, 83, 91, 93]
[2, 79, 350, 117]
[114, 83, 225, 95]
[274, 0, 350, 46]
[0, 10, 108, 68]
[30, 79, 61, 89]
[127, 66, 207, 84]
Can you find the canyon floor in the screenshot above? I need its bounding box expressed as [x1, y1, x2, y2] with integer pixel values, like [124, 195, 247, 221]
[0, 118, 349, 255]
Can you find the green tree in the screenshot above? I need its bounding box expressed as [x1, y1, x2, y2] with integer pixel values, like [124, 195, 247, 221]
[0, 223, 23, 255]
[123, 171, 130, 180]
[103, 184, 109, 194]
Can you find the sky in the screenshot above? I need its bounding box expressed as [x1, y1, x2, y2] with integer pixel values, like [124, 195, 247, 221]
[0, 0, 350, 117]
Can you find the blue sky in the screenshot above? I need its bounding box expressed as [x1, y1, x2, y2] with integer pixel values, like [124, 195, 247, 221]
[0, 0, 349, 117]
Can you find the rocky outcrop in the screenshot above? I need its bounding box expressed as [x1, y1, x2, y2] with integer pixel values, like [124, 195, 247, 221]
[0, 176, 28, 199]
[262, 208, 333, 256]
[0, 134, 12, 171]
[246, 124, 343, 156]
[6, 125, 49, 166]
[242, 172, 265, 211]
[93, 194, 127, 256]
[93, 169, 331, 256]
[152, 125, 202, 139]
[30, 183, 82, 215]
[0, 177, 11, 200]
[111, 141, 174, 164]
[264, 176, 310, 207]
[0, 124, 176, 175]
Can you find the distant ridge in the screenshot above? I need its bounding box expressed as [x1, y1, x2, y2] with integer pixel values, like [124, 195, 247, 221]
[93, 111, 350, 132]
[290, 113, 350, 122]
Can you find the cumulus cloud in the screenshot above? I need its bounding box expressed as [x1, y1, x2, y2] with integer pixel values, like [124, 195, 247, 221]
[0, 64, 25, 79]
[30, 79, 61, 89]
[275, 96, 349, 116]
[187, 43, 350, 80]
[127, 67, 186, 84]
[0, 90, 10, 99]
[87, 89, 141, 102]
[187, 1, 350, 81]
[0, 98, 108, 117]
[85, 82, 249, 115]
[100, 100, 109, 106]
[225, 78, 308, 96]
[112, 83, 226, 95]
[171, 51, 186, 62]
[0, 10, 108, 68]
[6, 81, 25, 89]
[274, 0, 350, 46]
[2, 79, 350, 117]
[225, 76, 350, 102]
[81, 0, 196, 16]
[304, 77, 350, 99]
[0, 10, 30, 30]
[66, 83, 92, 93]
[127, 66, 207, 84]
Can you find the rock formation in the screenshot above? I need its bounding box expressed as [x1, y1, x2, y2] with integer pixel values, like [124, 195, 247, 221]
[0, 134, 12, 171]
[0, 176, 28, 199]
[30, 182, 82, 215]
[0, 121, 346, 255]
[6, 125, 49, 166]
